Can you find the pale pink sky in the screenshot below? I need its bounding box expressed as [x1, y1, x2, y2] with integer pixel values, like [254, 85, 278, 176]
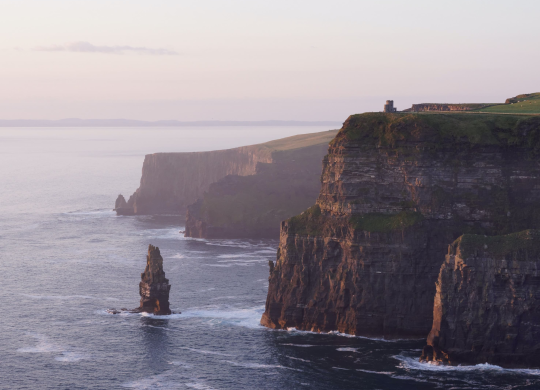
[1, 0, 538, 120]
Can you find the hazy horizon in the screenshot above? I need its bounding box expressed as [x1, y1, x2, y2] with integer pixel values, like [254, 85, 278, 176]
[2, 0, 539, 121]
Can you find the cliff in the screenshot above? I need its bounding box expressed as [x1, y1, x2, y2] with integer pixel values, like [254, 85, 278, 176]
[117, 130, 337, 216]
[420, 231, 540, 367]
[184, 132, 337, 239]
[138, 245, 171, 315]
[261, 112, 540, 338]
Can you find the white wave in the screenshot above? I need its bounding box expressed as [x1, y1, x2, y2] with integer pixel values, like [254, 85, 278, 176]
[17, 334, 63, 354]
[169, 253, 185, 259]
[204, 263, 254, 268]
[337, 347, 359, 352]
[179, 347, 235, 357]
[18, 334, 87, 363]
[332, 367, 350, 370]
[221, 360, 303, 371]
[204, 240, 276, 250]
[286, 355, 311, 362]
[55, 352, 88, 362]
[141, 228, 183, 240]
[217, 259, 266, 263]
[279, 343, 318, 348]
[140, 312, 183, 320]
[145, 325, 181, 332]
[356, 369, 395, 375]
[216, 253, 261, 259]
[394, 355, 540, 375]
[283, 327, 418, 342]
[66, 209, 116, 217]
[209, 296, 238, 301]
[180, 305, 264, 329]
[185, 383, 218, 390]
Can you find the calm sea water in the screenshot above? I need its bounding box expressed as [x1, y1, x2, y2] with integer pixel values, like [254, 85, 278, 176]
[1, 127, 539, 390]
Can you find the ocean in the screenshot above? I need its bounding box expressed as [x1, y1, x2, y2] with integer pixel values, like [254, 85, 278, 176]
[1, 126, 539, 389]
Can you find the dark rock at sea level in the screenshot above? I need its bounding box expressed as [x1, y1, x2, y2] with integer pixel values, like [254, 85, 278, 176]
[114, 194, 134, 216]
[420, 230, 540, 368]
[138, 245, 172, 315]
[107, 244, 174, 316]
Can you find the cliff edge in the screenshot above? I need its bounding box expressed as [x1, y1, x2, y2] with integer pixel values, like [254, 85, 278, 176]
[184, 131, 336, 238]
[262, 112, 540, 338]
[420, 231, 540, 368]
[116, 130, 337, 216]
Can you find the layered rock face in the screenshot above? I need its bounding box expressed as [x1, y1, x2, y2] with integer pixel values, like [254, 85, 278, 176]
[262, 113, 540, 338]
[117, 130, 338, 216]
[119, 146, 274, 215]
[138, 245, 171, 315]
[421, 231, 540, 367]
[184, 139, 334, 239]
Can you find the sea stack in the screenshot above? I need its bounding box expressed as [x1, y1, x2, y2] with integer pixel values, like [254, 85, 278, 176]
[114, 194, 134, 215]
[420, 231, 540, 368]
[138, 245, 171, 315]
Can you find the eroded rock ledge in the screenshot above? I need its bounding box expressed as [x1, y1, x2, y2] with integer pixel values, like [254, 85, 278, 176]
[420, 231, 540, 368]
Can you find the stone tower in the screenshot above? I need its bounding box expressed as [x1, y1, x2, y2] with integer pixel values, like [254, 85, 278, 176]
[383, 100, 397, 113]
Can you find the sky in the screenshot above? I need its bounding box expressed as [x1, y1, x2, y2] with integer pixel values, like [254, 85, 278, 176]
[1, 0, 539, 121]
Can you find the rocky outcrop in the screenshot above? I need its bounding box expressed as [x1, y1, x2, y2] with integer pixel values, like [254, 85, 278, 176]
[184, 134, 336, 239]
[420, 231, 540, 368]
[505, 93, 540, 104]
[262, 112, 540, 338]
[114, 194, 134, 216]
[402, 103, 495, 112]
[116, 130, 338, 216]
[138, 245, 171, 315]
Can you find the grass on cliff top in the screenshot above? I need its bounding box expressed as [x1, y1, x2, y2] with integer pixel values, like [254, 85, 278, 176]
[452, 230, 540, 260]
[257, 129, 339, 152]
[476, 93, 540, 114]
[335, 112, 540, 152]
[287, 205, 325, 236]
[350, 211, 424, 233]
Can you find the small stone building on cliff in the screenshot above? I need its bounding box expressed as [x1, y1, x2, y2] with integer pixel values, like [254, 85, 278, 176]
[383, 100, 397, 112]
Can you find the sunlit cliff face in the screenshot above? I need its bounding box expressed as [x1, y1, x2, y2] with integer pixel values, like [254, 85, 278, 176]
[1, 0, 539, 120]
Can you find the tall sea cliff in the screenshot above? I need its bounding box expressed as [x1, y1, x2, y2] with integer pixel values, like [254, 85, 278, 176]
[117, 130, 337, 216]
[262, 112, 540, 339]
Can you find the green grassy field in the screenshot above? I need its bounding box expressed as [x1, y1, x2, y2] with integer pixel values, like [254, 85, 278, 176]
[477, 93, 540, 114]
[257, 129, 339, 151]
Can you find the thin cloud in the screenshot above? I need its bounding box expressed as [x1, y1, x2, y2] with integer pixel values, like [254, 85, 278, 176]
[34, 41, 178, 55]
